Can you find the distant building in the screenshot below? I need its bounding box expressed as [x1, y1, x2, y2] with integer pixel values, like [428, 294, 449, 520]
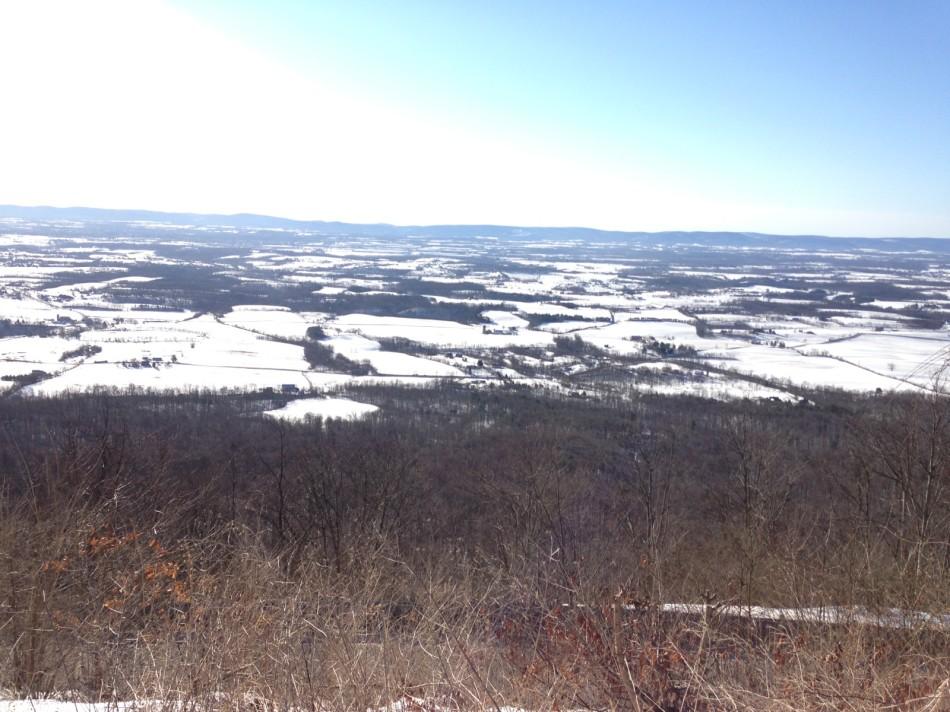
[482, 324, 517, 335]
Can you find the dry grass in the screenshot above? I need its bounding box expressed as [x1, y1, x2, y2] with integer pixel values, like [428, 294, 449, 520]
[2, 497, 947, 712]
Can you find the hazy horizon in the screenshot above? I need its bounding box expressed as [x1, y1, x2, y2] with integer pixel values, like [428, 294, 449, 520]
[6, 201, 950, 240]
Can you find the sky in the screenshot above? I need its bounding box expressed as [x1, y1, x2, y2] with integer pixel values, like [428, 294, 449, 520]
[0, 0, 948, 236]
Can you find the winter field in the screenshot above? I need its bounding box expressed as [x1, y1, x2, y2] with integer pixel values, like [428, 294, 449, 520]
[3, 211, 950, 417]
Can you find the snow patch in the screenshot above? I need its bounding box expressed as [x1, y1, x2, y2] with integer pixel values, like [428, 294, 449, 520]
[264, 397, 379, 422]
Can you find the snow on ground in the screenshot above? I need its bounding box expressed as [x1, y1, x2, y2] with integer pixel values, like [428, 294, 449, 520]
[507, 301, 613, 320]
[509, 258, 630, 275]
[536, 319, 609, 333]
[249, 254, 354, 271]
[22, 362, 315, 396]
[0, 233, 53, 246]
[0, 295, 83, 322]
[83, 308, 195, 323]
[800, 333, 950, 384]
[771, 324, 866, 348]
[631, 361, 690, 373]
[83, 314, 311, 370]
[620, 362, 796, 401]
[698, 312, 816, 331]
[16, 314, 317, 395]
[427, 295, 613, 321]
[0, 266, 116, 280]
[331, 313, 554, 349]
[625, 290, 736, 310]
[552, 292, 645, 310]
[264, 396, 379, 422]
[0, 335, 78, 362]
[728, 284, 801, 295]
[868, 299, 920, 310]
[627, 373, 797, 402]
[324, 332, 465, 376]
[1, 605, 942, 712]
[5, 229, 950, 400]
[710, 344, 914, 392]
[0, 702, 147, 712]
[824, 314, 913, 329]
[481, 310, 530, 329]
[632, 307, 692, 321]
[572, 319, 733, 354]
[220, 305, 317, 340]
[42, 276, 159, 298]
[0, 361, 70, 392]
[658, 603, 950, 630]
[491, 272, 575, 295]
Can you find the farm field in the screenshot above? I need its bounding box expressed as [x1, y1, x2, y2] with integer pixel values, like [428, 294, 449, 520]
[3, 209, 950, 414]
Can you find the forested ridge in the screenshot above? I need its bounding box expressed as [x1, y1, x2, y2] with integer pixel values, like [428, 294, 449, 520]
[1, 387, 947, 710]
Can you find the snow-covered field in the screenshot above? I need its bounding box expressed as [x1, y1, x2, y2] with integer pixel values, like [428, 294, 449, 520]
[263, 395, 379, 421]
[3, 218, 950, 406]
[323, 332, 465, 376]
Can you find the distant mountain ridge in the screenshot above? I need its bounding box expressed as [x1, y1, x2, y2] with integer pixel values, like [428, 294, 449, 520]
[2, 203, 949, 251]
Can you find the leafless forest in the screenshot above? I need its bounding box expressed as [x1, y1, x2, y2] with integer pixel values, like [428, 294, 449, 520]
[2, 385, 948, 710]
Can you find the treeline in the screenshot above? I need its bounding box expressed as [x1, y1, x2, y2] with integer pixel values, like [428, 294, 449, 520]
[99, 262, 499, 322]
[0, 318, 60, 338]
[1, 386, 947, 709]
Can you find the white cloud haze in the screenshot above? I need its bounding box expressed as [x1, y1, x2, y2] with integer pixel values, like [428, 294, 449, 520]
[0, 0, 944, 235]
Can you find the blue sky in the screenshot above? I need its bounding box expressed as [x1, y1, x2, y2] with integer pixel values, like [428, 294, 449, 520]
[1, 0, 948, 235]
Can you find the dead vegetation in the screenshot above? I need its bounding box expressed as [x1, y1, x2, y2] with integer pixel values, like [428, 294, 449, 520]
[0, 387, 947, 710]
